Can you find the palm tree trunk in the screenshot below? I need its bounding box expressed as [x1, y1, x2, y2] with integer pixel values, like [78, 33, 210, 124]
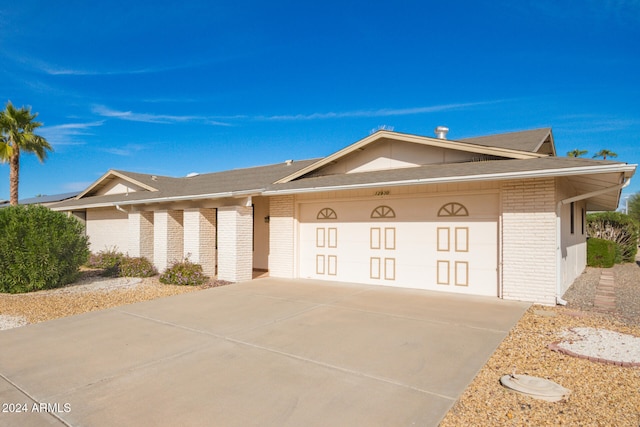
[9, 148, 19, 205]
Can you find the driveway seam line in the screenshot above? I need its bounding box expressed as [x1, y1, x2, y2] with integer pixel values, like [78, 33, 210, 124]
[224, 336, 457, 402]
[113, 308, 457, 402]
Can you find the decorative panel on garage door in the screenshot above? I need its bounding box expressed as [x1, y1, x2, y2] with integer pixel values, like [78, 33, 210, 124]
[369, 226, 396, 280]
[437, 226, 470, 287]
[298, 195, 497, 296]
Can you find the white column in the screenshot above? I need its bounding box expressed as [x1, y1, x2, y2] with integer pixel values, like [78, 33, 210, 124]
[128, 211, 154, 261]
[268, 195, 295, 278]
[153, 210, 184, 272]
[183, 208, 217, 277]
[217, 205, 253, 282]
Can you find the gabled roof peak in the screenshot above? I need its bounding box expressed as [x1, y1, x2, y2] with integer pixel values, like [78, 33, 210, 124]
[274, 128, 550, 184]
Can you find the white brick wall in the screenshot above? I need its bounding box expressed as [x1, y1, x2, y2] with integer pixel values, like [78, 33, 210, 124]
[128, 211, 154, 261]
[183, 208, 217, 277]
[268, 195, 295, 278]
[501, 178, 557, 305]
[154, 210, 184, 272]
[217, 206, 253, 282]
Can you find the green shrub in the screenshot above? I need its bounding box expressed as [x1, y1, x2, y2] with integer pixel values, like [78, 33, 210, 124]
[159, 259, 208, 286]
[586, 212, 639, 263]
[119, 256, 158, 277]
[0, 205, 90, 293]
[86, 247, 125, 277]
[587, 238, 617, 268]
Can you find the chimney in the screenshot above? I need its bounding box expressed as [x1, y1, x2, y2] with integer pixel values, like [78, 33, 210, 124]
[434, 126, 449, 139]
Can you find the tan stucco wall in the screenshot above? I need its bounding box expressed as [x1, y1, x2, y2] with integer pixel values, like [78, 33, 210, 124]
[86, 207, 129, 253]
[320, 139, 479, 175]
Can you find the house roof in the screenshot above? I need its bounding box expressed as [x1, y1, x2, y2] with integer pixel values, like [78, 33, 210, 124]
[0, 191, 80, 208]
[52, 159, 320, 209]
[264, 157, 634, 211]
[50, 128, 636, 212]
[273, 129, 548, 184]
[459, 128, 555, 154]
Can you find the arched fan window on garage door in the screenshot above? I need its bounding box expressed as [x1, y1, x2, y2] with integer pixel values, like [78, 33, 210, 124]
[438, 202, 468, 217]
[316, 207, 337, 220]
[370, 205, 396, 219]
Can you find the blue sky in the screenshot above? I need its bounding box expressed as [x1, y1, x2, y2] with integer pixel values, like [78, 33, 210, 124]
[1, 0, 639, 206]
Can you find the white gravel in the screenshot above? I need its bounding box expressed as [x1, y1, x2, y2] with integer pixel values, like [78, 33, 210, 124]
[39, 277, 143, 295]
[557, 327, 640, 364]
[0, 314, 27, 331]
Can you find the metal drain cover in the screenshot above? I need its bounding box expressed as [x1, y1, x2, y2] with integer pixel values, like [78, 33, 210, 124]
[500, 374, 570, 402]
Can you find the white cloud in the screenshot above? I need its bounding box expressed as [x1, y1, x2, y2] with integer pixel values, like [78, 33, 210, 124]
[39, 121, 104, 146]
[101, 144, 146, 157]
[93, 105, 231, 126]
[260, 101, 498, 121]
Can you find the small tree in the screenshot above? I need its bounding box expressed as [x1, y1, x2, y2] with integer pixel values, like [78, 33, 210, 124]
[567, 149, 588, 157]
[592, 149, 618, 160]
[586, 212, 638, 263]
[628, 192, 640, 223]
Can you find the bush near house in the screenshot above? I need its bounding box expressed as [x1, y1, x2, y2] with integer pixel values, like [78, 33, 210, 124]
[119, 256, 158, 277]
[586, 238, 618, 268]
[0, 205, 89, 293]
[86, 248, 157, 278]
[586, 212, 639, 263]
[86, 247, 126, 277]
[159, 259, 209, 286]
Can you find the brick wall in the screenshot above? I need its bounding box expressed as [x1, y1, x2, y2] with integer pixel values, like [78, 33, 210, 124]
[501, 178, 557, 305]
[183, 208, 217, 277]
[217, 206, 253, 282]
[268, 195, 295, 278]
[154, 210, 184, 272]
[128, 211, 154, 261]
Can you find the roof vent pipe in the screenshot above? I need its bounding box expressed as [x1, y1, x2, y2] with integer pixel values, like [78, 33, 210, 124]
[434, 126, 449, 139]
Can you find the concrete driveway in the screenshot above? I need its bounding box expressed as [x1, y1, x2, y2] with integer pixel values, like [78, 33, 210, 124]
[0, 278, 529, 427]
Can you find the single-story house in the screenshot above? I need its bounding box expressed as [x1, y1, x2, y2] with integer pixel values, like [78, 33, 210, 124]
[51, 128, 636, 305]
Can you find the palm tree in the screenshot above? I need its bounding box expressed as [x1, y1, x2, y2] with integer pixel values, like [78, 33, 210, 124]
[592, 149, 618, 160]
[0, 101, 53, 205]
[567, 149, 588, 157]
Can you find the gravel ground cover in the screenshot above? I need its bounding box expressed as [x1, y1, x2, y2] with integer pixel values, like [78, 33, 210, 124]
[0, 272, 207, 328]
[441, 261, 640, 427]
[1, 264, 639, 425]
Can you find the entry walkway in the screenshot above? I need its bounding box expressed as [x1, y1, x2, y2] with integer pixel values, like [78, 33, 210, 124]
[0, 278, 529, 426]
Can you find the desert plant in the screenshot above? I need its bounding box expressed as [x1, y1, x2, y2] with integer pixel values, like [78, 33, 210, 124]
[85, 247, 125, 277]
[586, 238, 617, 268]
[586, 212, 639, 263]
[159, 259, 208, 286]
[119, 256, 158, 277]
[0, 205, 89, 293]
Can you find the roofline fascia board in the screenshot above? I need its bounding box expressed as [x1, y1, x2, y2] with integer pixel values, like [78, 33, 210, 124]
[51, 189, 263, 211]
[265, 164, 637, 196]
[274, 130, 546, 184]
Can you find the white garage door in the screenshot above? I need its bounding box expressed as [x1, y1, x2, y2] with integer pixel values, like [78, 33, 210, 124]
[298, 194, 498, 296]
